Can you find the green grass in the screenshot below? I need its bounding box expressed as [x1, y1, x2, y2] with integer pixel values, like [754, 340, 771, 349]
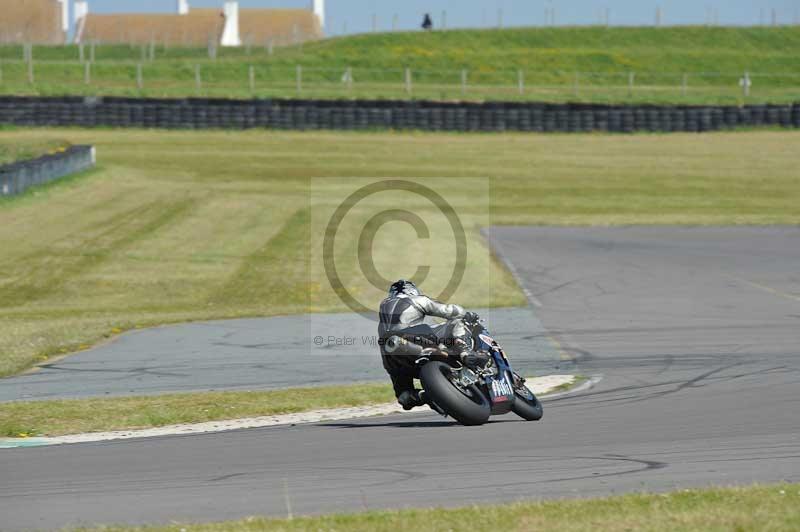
[1, 26, 799, 104]
[0, 138, 69, 165]
[0, 383, 394, 437]
[77, 484, 800, 531]
[0, 128, 798, 379]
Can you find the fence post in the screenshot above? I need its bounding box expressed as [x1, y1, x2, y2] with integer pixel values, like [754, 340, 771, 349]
[346, 66, 353, 91]
[136, 63, 143, 90]
[518, 69, 524, 95]
[84, 61, 91, 85]
[296, 64, 302, 94]
[681, 73, 687, 96]
[404, 67, 412, 95]
[461, 69, 468, 95]
[27, 56, 34, 85]
[628, 71, 635, 97]
[248, 65, 255, 92]
[742, 71, 751, 97]
[574, 71, 579, 96]
[195, 64, 202, 94]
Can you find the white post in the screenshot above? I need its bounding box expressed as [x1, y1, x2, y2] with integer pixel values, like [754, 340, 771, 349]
[404, 68, 412, 95]
[57, 0, 69, 33]
[346, 66, 352, 91]
[84, 61, 91, 84]
[221, 1, 241, 47]
[574, 72, 579, 96]
[195, 64, 202, 93]
[461, 69, 467, 95]
[518, 70, 524, 95]
[313, 0, 325, 30]
[742, 71, 751, 97]
[628, 71, 635, 96]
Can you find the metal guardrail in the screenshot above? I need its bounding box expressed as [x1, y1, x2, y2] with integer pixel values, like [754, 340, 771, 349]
[0, 144, 95, 197]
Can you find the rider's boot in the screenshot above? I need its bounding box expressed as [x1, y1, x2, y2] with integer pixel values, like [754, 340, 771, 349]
[397, 389, 424, 410]
[453, 338, 490, 369]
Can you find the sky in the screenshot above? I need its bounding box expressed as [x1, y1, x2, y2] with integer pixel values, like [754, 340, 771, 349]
[73, 0, 800, 34]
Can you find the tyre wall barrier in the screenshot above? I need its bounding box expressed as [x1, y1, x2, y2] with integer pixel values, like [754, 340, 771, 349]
[0, 96, 798, 133]
[0, 145, 96, 197]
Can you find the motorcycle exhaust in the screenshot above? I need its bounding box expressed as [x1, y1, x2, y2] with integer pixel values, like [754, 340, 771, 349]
[384, 335, 424, 357]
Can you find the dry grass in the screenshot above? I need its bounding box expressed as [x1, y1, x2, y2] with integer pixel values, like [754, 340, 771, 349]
[0, 0, 64, 44]
[0, 128, 798, 378]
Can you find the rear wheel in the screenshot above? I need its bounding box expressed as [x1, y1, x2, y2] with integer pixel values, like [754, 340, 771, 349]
[419, 361, 490, 426]
[511, 381, 543, 421]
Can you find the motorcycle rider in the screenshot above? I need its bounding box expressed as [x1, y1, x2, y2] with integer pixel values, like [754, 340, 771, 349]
[378, 279, 488, 410]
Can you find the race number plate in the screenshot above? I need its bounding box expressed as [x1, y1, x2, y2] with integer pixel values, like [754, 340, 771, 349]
[488, 375, 514, 403]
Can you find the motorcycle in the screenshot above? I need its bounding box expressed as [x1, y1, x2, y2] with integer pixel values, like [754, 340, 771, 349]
[384, 315, 543, 426]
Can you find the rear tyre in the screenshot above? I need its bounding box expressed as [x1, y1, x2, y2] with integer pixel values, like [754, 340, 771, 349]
[419, 361, 490, 426]
[511, 383, 543, 421]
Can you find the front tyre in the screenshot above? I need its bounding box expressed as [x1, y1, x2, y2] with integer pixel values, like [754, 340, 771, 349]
[511, 382, 543, 421]
[419, 361, 490, 426]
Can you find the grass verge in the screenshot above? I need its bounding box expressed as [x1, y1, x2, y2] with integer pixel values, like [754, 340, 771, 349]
[76, 484, 800, 531]
[0, 383, 394, 437]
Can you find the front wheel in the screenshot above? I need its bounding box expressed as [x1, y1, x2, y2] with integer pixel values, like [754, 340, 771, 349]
[419, 361, 490, 426]
[511, 382, 543, 421]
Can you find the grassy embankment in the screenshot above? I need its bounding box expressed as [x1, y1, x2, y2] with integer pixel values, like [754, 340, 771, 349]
[0, 26, 799, 103]
[78, 484, 800, 531]
[0, 128, 798, 437]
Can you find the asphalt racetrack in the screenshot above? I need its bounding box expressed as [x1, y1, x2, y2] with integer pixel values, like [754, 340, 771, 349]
[2, 227, 799, 530]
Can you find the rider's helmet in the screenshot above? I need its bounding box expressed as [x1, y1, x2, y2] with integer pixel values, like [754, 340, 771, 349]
[388, 279, 420, 298]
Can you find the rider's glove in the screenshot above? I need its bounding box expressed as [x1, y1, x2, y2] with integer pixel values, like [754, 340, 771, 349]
[464, 311, 480, 323]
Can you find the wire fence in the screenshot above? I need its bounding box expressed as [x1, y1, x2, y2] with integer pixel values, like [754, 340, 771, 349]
[0, 58, 799, 103]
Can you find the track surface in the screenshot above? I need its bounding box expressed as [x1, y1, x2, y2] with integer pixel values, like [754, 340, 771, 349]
[0, 308, 559, 402]
[2, 227, 800, 530]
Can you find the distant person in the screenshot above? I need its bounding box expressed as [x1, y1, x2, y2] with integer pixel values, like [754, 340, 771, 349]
[421, 13, 433, 31]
